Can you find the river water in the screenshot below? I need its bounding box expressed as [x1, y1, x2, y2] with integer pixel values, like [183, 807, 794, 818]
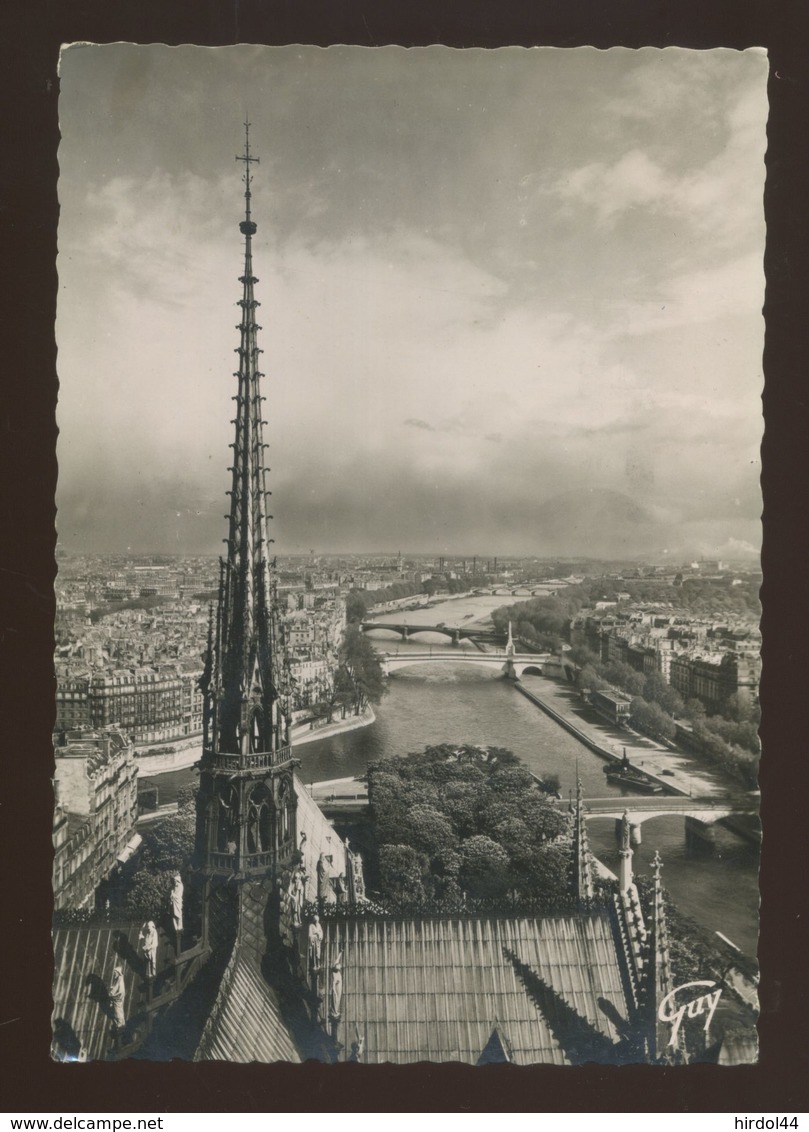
[157, 592, 760, 959]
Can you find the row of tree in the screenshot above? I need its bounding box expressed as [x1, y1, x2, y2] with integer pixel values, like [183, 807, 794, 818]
[567, 645, 760, 788]
[684, 720, 760, 791]
[345, 584, 423, 623]
[490, 593, 587, 651]
[312, 624, 387, 723]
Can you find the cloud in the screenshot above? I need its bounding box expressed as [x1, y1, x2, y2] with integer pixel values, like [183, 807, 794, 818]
[542, 61, 767, 253]
[605, 251, 765, 339]
[55, 45, 767, 557]
[560, 150, 672, 224]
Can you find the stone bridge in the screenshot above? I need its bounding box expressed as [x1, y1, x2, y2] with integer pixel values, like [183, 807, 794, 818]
[580, 796, 757, 848]
[380, 650, 551, 679]
[474, 586, 563, 597]
[361, 621, 503, 646]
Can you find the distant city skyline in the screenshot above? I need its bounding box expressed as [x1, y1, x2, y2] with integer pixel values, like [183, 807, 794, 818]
[56, 45, 766, 561]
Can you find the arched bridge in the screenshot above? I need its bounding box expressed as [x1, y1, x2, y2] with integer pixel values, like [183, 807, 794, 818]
[380, 650, 551, 679]
[579, 796, 759, 848]
[361, 621, 503, 645]
[582, 796, 742, 825]
[475, 586, 562, 597]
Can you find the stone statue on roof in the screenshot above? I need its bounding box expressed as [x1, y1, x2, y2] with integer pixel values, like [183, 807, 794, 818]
[139, 920, 158, 979]
[348, 1028, 364, 1063]
[317, 852, 334, 904]
[330, 949, 343, 1020]
[108, 964, 126, 1031]
[307, 914, 323, 973]
[620, 811, 631, 853]
[170, 874, 184, 934]
[279, 876, 294, 949]
[290, 867, 305, 928]
[349, 846, 366, 901]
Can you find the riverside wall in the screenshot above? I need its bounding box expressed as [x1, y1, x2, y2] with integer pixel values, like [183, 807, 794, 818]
[290, 703, 376, 747]
[135, 704, 376, 775]
[512, 682, 622, 764]
[512, 681, 688, 798]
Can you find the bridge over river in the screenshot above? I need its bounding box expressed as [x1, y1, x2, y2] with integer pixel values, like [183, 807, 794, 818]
[580, 795, 759, 848]
[378, 649, 552, 680]
[307, 776, 757, 847]
[361, 621, 504, 645]
[476, 586, 563, 597]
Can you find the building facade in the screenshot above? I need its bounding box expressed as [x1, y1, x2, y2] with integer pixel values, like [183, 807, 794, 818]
[53, 726, 140, 911]
[55, 664, 204, 745]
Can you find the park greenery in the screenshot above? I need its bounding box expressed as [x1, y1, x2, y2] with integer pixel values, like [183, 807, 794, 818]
[366, 743, 594, 913]
[491, 594, 576, 651]
[118, 784, 198, 921]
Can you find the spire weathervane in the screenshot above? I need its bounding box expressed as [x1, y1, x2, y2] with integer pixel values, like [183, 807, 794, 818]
[236, 120, 260, 234]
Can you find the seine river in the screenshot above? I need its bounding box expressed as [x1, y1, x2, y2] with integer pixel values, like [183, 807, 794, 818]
[158, 592, 760, 959]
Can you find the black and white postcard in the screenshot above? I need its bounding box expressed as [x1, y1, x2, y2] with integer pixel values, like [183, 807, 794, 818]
[50, 44, 765, 1068]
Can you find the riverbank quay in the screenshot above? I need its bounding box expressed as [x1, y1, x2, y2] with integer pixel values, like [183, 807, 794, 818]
[307, 775, 369, 813]
[134, 734, 202, 774]
[137, 801, 179, 825]
[290, 702, 376, 747]
[134, 704, 376, 777]
[514, 676, 727, 801]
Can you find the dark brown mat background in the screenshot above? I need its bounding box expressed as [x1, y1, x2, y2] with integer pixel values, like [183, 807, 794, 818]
[2, 0, 807, 1113]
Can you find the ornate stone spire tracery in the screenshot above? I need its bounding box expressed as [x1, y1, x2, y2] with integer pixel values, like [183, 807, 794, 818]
[195, 123, 297, 883]
[645, 849, 678, 1062]
[202, 120, 290, 760]
[571, 777, 594, 906]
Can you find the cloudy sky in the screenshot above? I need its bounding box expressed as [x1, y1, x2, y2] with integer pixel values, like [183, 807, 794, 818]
[56, 45, 767, 559]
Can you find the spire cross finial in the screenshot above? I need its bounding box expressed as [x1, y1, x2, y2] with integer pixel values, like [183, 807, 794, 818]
[236, 120, 260, 169]
[652, 849, 663, 880]
[236, 120, 260, 220]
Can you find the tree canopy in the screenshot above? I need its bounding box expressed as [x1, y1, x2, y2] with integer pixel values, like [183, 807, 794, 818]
[367, 744, 576, 911]
[118, 785, 198, 920]
[339, 625, 387, 709]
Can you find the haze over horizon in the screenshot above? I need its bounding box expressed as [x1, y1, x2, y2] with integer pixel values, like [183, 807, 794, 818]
[56, 46, 766, 561]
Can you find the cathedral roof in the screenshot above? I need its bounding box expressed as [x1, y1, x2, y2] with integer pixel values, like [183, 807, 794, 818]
[295, 773, 347, 901]
[194, 885, 301, 1064]
[320, 912, 632, 1065]
[52, 920, 172, 1062]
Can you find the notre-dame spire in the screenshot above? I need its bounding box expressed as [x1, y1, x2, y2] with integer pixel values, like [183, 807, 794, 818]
[196, 123, 298, 883]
